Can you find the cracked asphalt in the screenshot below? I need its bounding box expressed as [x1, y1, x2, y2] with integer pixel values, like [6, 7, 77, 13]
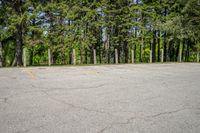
[0, 63, 200, 133]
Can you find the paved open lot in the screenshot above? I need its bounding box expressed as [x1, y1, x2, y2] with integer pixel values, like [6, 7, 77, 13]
[0, 63, 200, 133]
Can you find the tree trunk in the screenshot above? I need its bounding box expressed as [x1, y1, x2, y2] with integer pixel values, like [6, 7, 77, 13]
[93, 49, 97, 64]
[168, 41, 175, 62]
[124, 42, 128, 63]
[131, 49, 134, 63]
[118, 48, 120, 63]
[59, 15, 65, 65]
[168, 41, 172, 61]
[52, 52, 57, 64]
[30, 16, 36, 66]
[99, 45, 102, 64]
[107, 49, 110, 64]
[140, 36, 144, 63]
[72, 49, 76, 65]
[80, 48, 83, 64]
[15, 24, 23, 66]
[164, 36, 167, 62]
[29, 46, 33, 66]
[13, 0, 23, 66]
[68, 50, 72, 64]
[152, 31, 156, 62]
[0, 41, 3, 67]
[163, 7, 167, 62]
[48, 48, 51, 66]
[61, 36, 65, 65]
[134, 45, 137, 63]
[175, 40, 180, 62]
[85, 48, 88, 64]
[182, 39, 185, 62]
[115, 49, 118, 64]
[157, 32, 160, 62]
[186, 40, 190, 62]
[62, 47, 65, 65]
[90, 46, 94, 64]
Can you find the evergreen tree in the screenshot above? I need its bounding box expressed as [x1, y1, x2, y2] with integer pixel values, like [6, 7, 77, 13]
[1, 0, 199, 66]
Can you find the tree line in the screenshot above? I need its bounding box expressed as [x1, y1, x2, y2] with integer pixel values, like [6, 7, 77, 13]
[0, 0, 200, 67]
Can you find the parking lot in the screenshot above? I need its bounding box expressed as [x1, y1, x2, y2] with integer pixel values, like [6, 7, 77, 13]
[0, 63, 200, 133]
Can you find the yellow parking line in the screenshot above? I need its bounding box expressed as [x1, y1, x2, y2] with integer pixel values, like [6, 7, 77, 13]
[81, 69, 102, 75]
[24, 70, 36, 79]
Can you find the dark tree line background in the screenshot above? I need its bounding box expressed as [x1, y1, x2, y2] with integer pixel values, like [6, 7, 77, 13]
[0, 0, 200, 67]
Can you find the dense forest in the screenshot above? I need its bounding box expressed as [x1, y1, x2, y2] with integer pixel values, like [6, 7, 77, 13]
[0, 0, 200, 67]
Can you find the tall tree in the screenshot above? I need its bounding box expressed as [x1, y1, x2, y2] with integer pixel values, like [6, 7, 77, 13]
[2, 0, 28, 66]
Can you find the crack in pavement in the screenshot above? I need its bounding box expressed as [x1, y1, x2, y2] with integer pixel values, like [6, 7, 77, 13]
[41, 90, 115, 118]
[96, 116, 138, 133]
[44, 83, 106, 92]
[12, 108, 192, 133]
[147, 108, 186, 118]
[96, 108, 192, 133]
[27, 83, 107, 93]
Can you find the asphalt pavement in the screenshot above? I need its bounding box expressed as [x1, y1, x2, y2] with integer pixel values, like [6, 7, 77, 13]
[0, 63, 200, 133]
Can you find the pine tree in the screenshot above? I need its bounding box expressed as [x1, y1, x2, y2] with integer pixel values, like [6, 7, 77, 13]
[2, 0, 29, 66]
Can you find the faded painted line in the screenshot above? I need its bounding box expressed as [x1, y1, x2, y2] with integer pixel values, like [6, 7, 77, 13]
[80, 68, 101, 75]
[22, 70, 36, 79]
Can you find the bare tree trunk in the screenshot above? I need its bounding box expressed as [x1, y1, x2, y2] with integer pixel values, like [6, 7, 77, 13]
[59, 15, 65, 65]
[168, 41, 173, 62]
[150, 50, 152, 63]
[115, 49, 118, 64]
[182, 39, 185, 62]
[48, 48, 51, 66]
[23, 48, 26, 67]
[157, 32, 161, 62]
[161, 49, 164, 63]
[72, 49, 76, 65]
[85, 48, 88, 64]
[168, 41, 175, 61]
[176, 40, 180, 62]
[14, 1, 23, 66]
[93, 49, 97, 64]
[163, 6, 167, 62]
[99, 45, 102, 64]
[140, 11, 144, 63]
[131, 49, 134, 63]
[68, 50, 72, 64]
[140, 36, 144, 63]
[107, 49, 110, 64]
[29, 46, 33, 66]
[15, 24, 23, 66]
[52, 52, 56, 65]
[134, 45, 137, 63]
[124, 42, 128, 63]
[62, 48, 65, 65]
[90, 46, 94, 64]
[106, 38, 110, 64]
[152, 31, 156, 63]
[0, 41, 3, 67]
[164, 37, 167, 62]
[80, 48, 83, 64]
[29, 16, 36, 66]
[186, 40, 190, 62]
[118, 48, 121, 63]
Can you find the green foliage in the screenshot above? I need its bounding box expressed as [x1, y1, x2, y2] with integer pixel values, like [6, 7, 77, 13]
[1, 0, 200, 66]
